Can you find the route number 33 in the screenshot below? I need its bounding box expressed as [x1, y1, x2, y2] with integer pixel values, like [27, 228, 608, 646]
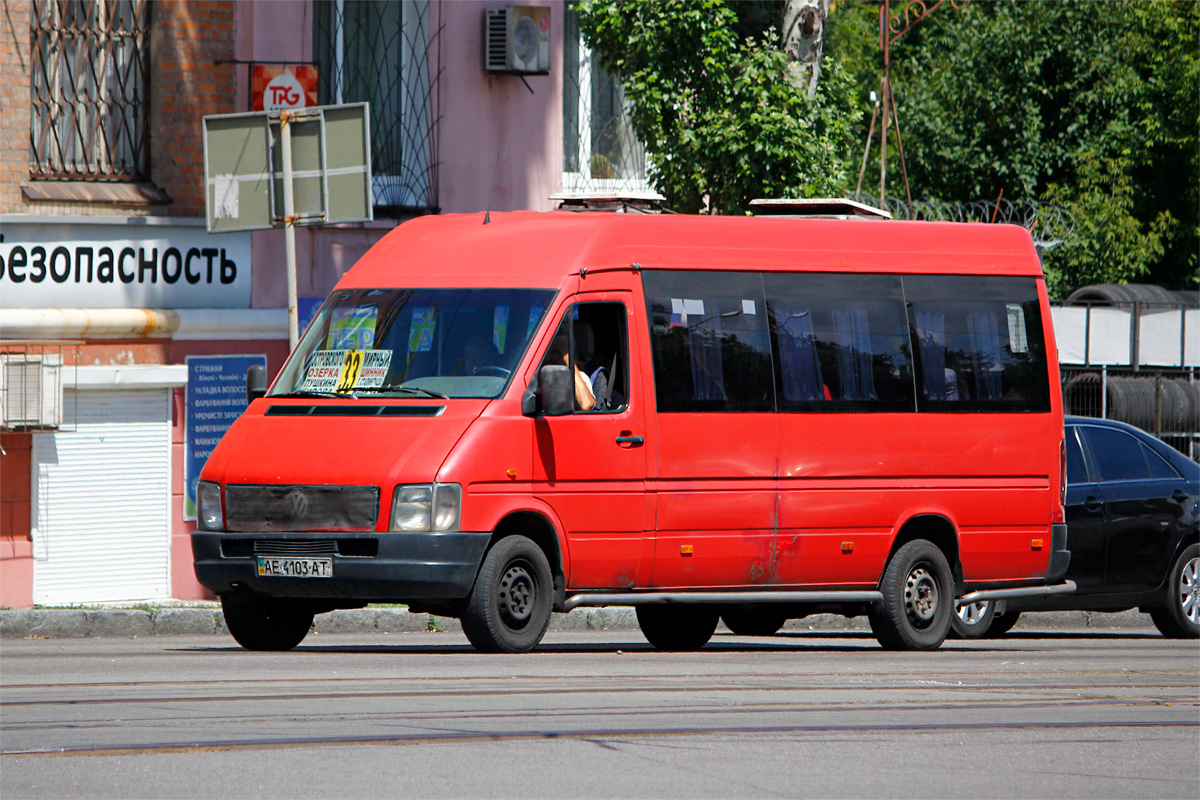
[335, 350, 364, 392]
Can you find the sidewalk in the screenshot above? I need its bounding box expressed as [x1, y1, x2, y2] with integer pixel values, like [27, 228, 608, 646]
[0, 604, 1156, 639]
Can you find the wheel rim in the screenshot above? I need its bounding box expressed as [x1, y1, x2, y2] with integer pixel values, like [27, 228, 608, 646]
[905, 564, 939, 629]
[497, 561, 536, 630]
[956, 600, 990, 626]
[1179, 555, 1199, 626]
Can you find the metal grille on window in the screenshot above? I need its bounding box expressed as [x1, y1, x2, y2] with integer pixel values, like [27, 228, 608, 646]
[314, 0, 439, 213]
[30, 0, 149, 181]
[562, 5, 651, 196]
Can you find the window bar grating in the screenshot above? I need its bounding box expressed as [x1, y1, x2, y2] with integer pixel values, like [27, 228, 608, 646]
[314, 0, 440, 213]
[29, 0, 150, 181]
[561, 4, 650, 196]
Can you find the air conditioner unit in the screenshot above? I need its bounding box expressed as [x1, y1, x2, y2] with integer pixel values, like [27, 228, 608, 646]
[484, 5, 551, 75]
[0, 353, 63, 430]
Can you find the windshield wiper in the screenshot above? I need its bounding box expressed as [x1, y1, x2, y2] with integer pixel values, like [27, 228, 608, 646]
[353, 385, 450, 399]
[271, 390, 351, 399]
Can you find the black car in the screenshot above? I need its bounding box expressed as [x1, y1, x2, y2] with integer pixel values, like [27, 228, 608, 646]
[953, 416, 1199, 639]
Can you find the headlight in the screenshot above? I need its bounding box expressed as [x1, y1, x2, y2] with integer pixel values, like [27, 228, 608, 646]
[197, 481, 224, 531]
[390, 483, 461, 532]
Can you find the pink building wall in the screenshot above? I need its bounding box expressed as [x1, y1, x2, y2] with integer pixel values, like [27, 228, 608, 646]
[437, 1, 564, 214]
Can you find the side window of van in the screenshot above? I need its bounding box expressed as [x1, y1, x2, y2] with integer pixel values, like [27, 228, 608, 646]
[762, 273, 914, 412]
[643, 270, 774, 412]
[904, 275, 1050, 412]
[539, 302, 629, 413]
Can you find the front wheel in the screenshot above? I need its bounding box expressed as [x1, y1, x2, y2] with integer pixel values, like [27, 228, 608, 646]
[221, 595, 314, 651]
[637, 606, 719, 650]
[949, 599, 997, 639]
[868, 539, 953, 651]
[1149, 544, 1199, 639]
[461, 535, 553, 653]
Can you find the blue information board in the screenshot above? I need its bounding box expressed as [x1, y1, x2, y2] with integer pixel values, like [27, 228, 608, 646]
[184, 354, 267, 520]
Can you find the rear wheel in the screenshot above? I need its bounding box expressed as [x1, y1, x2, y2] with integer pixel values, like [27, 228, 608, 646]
[984, 608, 1021, 638]
[221, 595, 314, 651]
[461, 535, 553, 653]
[868, 539, 953, 651]
[1149, 544, 1199, 639]
[950, 599, 997, 639]
[637, 606, 719, 650]
[721, 605, 789, 636]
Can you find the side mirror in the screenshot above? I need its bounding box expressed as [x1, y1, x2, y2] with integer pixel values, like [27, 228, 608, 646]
[522, 364, 573, 417]
[246, 364, 267, 402]
[538, 364, 574, 416]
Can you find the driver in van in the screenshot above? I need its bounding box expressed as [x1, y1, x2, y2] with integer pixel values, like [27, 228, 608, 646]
[545, 327, 595, 411]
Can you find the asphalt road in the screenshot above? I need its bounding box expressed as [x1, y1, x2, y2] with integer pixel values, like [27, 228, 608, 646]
[2, 629, 1197, 799]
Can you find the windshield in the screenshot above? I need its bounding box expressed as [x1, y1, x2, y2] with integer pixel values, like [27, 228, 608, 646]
[271, 288, 556, 399]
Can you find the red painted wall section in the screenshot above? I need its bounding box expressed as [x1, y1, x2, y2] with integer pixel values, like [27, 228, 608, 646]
[1, 433, 34, 608]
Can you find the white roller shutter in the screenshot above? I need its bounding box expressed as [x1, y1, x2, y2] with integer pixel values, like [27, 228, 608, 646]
[32, 389, 172, 605]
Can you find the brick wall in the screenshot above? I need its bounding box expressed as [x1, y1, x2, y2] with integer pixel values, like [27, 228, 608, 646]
[153, 0, 237, 217]
[0, 0, 237, 216]
[0, 1, 32, 213]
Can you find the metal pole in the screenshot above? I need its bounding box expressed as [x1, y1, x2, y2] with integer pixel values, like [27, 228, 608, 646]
[855, 95, 880, 202]
[878, 0, 889, 203]
[280, 111, 299, 350]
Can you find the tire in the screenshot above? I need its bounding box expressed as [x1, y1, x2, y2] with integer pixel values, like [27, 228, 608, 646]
[868, 539, 954, 651]
[1149, 544, 1199, 639]
[949, 599, 997, 640]
[220, 595, 314, 651]
[984, 608, 1021, 638]
[637, 605, 719, 650]
[721, 604, 788, 636]
[461, 535, 553, 653]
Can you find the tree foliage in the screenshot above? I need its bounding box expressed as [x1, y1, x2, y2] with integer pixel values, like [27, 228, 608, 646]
[577, 0, 858, 214]
[829, 0, 1198, 295]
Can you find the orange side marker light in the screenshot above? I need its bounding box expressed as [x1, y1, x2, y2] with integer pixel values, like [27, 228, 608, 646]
[680, 544, 693, 556]
[841, 541, 854, 553]
[1031, 539, 1044, 550]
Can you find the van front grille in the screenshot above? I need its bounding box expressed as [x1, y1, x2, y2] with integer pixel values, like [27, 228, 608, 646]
[224, 485, 379, 532]
[220, 539, 379, 558]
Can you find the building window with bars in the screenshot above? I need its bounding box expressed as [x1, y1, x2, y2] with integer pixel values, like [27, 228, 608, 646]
[314, 0, 437, 214]
[29, 0, 150, 182]
[562, 5, 651, 197]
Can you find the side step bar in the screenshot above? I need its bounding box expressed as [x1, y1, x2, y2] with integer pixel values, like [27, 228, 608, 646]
[563, 582, 1076, 613]
[957, 581, 1077, 605]
[563, 590, 883, 612]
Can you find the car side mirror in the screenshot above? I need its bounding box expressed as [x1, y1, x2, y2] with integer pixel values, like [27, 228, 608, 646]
[246, 363, 267, 402]
[522, 364, 573, 417]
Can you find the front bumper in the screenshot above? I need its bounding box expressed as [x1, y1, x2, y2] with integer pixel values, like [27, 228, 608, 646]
[191, 530, 491, 601]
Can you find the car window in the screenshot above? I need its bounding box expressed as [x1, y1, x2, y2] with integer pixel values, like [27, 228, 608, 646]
[1141, 443, 1180, 480]
[1065, 427, 1089, 485]
[1079, 426, 1150, 482]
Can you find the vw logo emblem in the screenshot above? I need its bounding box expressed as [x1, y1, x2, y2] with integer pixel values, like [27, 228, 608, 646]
[283, 488, 308, 520]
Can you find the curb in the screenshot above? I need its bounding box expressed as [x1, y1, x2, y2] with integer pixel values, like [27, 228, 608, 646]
[0, 607, 1155, 639]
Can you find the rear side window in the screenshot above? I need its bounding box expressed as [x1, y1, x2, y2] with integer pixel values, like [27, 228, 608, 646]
[905, 276, 1050, 412]
[643, 271, 774, 412]
[1142, 443, 1180, 480]
[1079, 426, 1151, 482]
[1065, 427, 1089, 485]
[762, 273, 914, 412]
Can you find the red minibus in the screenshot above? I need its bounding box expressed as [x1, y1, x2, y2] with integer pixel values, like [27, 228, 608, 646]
[193, 210, 1073, 652]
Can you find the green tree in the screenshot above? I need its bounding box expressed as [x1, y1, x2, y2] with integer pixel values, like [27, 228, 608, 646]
[830, 0, 1198, 295]
[578, 0, 858, 214]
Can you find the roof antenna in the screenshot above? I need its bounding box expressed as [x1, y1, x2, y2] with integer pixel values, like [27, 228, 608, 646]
[484, 149, 501, 225]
